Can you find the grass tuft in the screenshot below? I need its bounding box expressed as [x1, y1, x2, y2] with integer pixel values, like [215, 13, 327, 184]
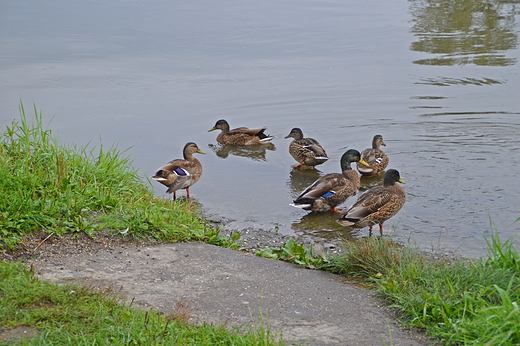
[319, 231, 520, 345]
[0, 102, 224, 251]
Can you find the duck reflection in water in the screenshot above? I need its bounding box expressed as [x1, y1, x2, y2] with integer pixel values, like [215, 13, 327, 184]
[359, 173, 386, 192]
[291, 211, 353, 234]
[208, 143, 276, 162]
[287, 168, 323, 197]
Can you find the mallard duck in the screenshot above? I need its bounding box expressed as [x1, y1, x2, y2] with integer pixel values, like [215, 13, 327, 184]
[357, 135, 389, 176]
[290, 149, 369, 212]
[208, 119, 274, 145]
[151, 142, 205, 200]
[337, 169, 406, 235]
[284, 128, 329, 168]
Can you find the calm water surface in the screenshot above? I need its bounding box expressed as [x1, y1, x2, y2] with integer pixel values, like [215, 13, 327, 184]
[1, 0, 520, 257]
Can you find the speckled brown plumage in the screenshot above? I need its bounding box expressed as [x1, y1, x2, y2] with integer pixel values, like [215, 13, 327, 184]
[291, 149, 369, 212]
[357, 135, 389, 176]
[208, 119, 274, 145]
[284, 128, 329, 168]
[337, 169, 405, 235]
[151, 142, 205, 200]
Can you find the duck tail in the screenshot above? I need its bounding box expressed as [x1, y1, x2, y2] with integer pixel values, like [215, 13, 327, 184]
[259, 136, 274, 143]
[151, 169, 168, 181]
[290, 202, 312, 209]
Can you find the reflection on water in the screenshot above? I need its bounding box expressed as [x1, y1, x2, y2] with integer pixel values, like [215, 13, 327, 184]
[287, 168, 323, 197]
[208, 143, 276, 161]
[410, 0, 519, 66]
[415, 76, 505, 86]
[291, 210, 357, 240]
[417, 110, 516, 117]
[359, 174, 386, 192]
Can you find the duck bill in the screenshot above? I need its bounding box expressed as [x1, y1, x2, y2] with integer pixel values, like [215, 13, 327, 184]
[359, 158, 370, 167]
[208, 127, 217, 132]
[398, 178, 405, 184]
[197, 149, 207, 154]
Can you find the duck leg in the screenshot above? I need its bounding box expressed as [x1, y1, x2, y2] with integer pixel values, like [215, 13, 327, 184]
[292, 162, 306, 168]
[186, 187, 190, 199]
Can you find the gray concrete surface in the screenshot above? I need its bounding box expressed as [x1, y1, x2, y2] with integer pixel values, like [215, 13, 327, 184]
[34, 242, 430, 346]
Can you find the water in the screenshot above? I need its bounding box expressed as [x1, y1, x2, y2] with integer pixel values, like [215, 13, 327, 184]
[1, 0, 520, 258]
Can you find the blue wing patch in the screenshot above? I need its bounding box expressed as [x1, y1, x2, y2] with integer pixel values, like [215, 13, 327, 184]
[174, 167, 188, 176]
[321, 191, 334, 198]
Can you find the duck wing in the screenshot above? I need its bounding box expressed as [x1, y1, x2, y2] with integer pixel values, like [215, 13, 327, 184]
[229, 127, 266, 136]
[152, 159, 195, 193]
[294, 173, 344, 204]
[301, 138, 328, 157]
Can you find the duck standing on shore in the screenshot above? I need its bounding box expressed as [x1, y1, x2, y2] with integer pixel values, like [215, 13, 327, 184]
[290, 149, 369, 212]
[151, 142, 205, 200]
[337, 169, 406, 235]
[284, 127, 329, 169]
[208, 119, 274, 145]
[357, 135, 388, 176]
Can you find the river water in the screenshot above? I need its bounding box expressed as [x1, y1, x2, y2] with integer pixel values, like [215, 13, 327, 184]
[1, 0, 519, 258]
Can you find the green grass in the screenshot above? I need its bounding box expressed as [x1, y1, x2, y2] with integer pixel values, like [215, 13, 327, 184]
[0, 103, 227, 250]
[0, 103, 280, 345]
[0, 261, 284, 346]
[256, 238, 326, 267]
[319, 228, 520, 345]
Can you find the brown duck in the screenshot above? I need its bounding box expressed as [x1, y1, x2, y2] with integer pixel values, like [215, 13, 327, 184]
[284, 128, 329, 168]
[208, 119, 274, 145]
[151, 142, 205, 200]
[290, 149, 369, 212]
[337, 169, 406, 235]
[357, 134, 389, 176]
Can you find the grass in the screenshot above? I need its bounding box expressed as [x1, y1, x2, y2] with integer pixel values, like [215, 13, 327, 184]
[0, 261, 284, 346]
[0, 103, 271, 345]
[0, 103, 231, 250]
[319, 227, 520, 345]
[256, 238, 326, 267]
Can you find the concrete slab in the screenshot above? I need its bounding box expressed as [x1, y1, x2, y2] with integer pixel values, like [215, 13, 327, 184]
[35, 242, 430, 346]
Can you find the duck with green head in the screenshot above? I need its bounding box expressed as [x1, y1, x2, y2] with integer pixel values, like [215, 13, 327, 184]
[208, 119, 274, 145]
[151, 142, 206, 200]
[291, 149, 369, 212]
[284, 127, 329, 168]
[337, 169, 406, 235]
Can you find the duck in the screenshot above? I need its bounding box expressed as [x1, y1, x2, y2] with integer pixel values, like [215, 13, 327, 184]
[151, 142, 205, 200]
[290, 149, 369, 212]
[337, 169, 406, 235]
[284, 128, 329, 168]
[208, 119, 274, 145]
[357, 135, 389, 176]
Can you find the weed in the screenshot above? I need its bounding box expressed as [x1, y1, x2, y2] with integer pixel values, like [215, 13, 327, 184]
[256, 238, 326, 267]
